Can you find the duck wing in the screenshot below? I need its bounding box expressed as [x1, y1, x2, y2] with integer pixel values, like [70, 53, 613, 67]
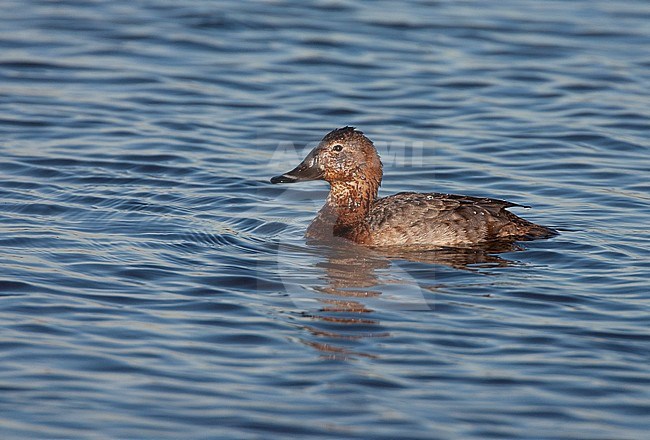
[433, 193, 526, 209]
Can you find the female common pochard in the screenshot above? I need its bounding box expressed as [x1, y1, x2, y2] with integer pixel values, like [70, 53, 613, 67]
[271, 127, 556, 247]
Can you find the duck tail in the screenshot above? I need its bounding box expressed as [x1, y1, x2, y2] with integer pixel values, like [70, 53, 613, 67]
[523, 222, 558, 240]
[499, 209, 558, 241]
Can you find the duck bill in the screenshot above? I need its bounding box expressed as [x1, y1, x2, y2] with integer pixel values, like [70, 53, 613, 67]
[270, 150, 323, 184]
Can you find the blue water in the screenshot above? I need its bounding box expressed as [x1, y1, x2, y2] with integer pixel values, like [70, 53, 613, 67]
[2, 0, 649, 438]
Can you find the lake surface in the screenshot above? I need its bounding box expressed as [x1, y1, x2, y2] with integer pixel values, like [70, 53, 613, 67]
[1, 0, 649, 438]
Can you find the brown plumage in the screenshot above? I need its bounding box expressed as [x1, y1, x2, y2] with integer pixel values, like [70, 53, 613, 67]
[271, 127, 556, 247]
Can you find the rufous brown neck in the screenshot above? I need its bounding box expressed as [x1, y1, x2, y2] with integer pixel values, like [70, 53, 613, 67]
[305, 177, 380, 243]
[326, 178, 379, 229]
[323, 179, 379, 243]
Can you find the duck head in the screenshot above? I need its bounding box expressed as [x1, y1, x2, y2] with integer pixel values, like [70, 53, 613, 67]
[270, 126, 383, 187]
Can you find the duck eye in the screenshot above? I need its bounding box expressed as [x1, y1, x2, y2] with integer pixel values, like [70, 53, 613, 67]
[332, 144, 343, 152]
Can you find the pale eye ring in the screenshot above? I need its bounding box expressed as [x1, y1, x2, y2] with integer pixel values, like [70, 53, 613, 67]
[332, 144, 343, 152]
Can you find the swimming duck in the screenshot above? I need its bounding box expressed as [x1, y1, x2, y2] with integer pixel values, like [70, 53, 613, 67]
[271, 127, 556, 247]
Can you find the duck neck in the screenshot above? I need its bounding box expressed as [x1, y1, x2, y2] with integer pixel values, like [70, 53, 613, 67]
[325, 179, 379, 227]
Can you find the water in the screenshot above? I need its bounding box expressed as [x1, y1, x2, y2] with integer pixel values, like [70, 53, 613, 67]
[1, 0, 649, 438]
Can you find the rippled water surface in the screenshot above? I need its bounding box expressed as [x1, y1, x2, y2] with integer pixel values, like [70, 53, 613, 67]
[2, 1, 650, 438]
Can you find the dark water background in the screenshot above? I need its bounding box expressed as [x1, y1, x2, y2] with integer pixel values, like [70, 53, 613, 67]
[1, 1, 649, 438]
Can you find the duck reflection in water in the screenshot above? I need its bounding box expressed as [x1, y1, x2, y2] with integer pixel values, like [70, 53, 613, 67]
[292, 240, 526, 359]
